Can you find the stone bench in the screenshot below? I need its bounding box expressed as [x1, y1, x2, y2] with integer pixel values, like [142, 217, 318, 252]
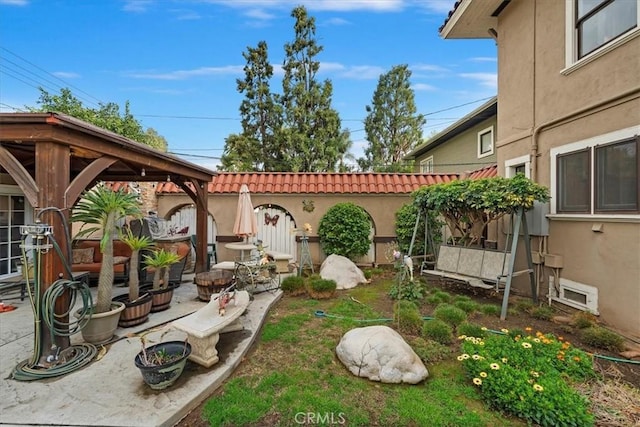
[171, 290, 250, 367]
[265, 251, 294, 273]
[210, 261, 236, 271]
[421, 245, 531, 290]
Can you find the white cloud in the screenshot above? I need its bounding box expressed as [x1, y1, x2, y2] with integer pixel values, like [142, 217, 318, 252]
[52, 71, 80, 79]
[0, 0, 28, 5]
[412, 83, 436, 91]
[244, 8, 275, 20]
[200, 0, 405, 12]
[323, 17, 350, 26]
[122, 0, 152, 13]
[169, 9, 202, 20]
[469, 57, 497, 62]
[127, 65, 244, 80]
[414, 0, 455, 15]
[412, 63, 449, 73]
[458, 72, 497, 89]
[338, 65, 385, 80]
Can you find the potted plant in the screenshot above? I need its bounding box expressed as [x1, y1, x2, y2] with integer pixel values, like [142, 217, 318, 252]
[134, 332, 191, 390]
[113, 224, 154, 327]
[306, 275, 337, 300]
[71, 184, 142, 344]
[141, 249, 183, 312]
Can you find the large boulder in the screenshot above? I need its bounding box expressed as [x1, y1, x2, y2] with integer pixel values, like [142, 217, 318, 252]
[335, 325, 428, 384]
[320, 254, 366, 290]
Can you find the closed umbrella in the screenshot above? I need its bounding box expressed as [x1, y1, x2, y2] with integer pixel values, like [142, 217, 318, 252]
[233, 184, 258, 241]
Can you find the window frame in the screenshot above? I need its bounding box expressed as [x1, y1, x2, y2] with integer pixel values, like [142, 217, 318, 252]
[563, 0, 640, 74]
[420, 156, 434, 173]
[477, 126, 494, 159]
[0, 185, 33, 279]
[505, 154, 531, 178]
[550, 126, 640, 218]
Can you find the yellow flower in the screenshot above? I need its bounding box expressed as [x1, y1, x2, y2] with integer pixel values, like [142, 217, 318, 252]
[525, 327, 532, 332]
[458, 335, 467, 340]
[473, 378, 482, 386]
[457, 355, 464, 361]
[480, 372, 487, 378]
[501, 328, 509, 334]
[522, 342, 532, 349]
[533, 384, 544, 392]
[533, 338, 541, 343]
[481, 327, 488, 331]
[457, 354, 470, 361]
[530, 371, 539, 378]
[501, 357, 508, 363]
[478, 341, 485, 346]
[472, 354, 481, 360]
[573, 356, 581, 362]
[490, 363, 500, 370]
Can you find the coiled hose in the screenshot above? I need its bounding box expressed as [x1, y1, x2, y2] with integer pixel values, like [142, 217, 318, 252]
[12, 209, 97, 381]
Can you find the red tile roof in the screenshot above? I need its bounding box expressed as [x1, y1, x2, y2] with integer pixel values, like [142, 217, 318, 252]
[156, 172, 462, 195]
[466, 164, 498, 180]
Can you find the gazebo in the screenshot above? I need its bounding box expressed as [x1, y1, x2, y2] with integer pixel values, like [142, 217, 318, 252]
[0, 112, 214, 351]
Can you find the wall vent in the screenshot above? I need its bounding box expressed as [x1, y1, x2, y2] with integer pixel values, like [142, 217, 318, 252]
[549, 276, 599, 314]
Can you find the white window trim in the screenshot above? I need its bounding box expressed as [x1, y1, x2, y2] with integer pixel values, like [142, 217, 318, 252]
[504, 154, 531, 178]
[549, 276, 599, 315]
[477, 126, 494, 159]
[420, 156, 434, 173]
[549, 125, 640, 217]
[0, 185, 33, 280]
[563, 0, 640, 75]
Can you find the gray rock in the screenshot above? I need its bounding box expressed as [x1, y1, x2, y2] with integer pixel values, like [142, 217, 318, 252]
[336, 325, 428, 384]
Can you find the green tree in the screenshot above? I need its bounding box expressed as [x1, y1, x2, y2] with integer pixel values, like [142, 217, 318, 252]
[220, 41, 283, 171]
[318, 202, 371, 260]
[280, 5, 349, 172]
[359, 65, 425, 171]
[30, 87, 167, 151]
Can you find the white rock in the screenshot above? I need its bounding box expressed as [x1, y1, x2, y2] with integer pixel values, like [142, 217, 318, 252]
[335, 325, 428, 384]
[320, 254, 366, 290]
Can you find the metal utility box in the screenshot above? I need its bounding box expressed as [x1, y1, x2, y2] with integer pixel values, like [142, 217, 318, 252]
[525, 202, 550, 236]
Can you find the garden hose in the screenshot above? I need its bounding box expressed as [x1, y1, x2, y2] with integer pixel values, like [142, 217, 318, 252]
[313, 310, 640, 365]
[12, 209, 97, 381]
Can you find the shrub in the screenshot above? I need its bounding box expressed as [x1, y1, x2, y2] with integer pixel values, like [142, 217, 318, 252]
[426, 291, 451, 305]
[307, 277, 337, 300]
[459, 331, 596, 426]
[580, 326, 624, 352]
[433, 304, 467, 327]
[394, 202, 443, 255]
[280, 275, 306, 296]
[410, 337, 451, 363]
[530, 306, 554, 320]
[572, 311, 597, 329]
[393, 300, 423, 335]
[457, 322, 486, 339]
[453, 299, 478, 313]
[422, 319, 453, 345]
[513, 298, 535, 313]
[388, 278, 424, 302]
[479, 304, 500, 316]
[317, 202, 371, 260]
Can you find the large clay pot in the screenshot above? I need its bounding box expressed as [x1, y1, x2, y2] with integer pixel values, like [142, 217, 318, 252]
[134, 341, 192, 390]
[75, 301, 126, 345]
[113, 293, 153, 327]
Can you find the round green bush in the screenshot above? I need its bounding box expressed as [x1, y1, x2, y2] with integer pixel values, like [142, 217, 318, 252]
[280, 275, 305, 295]
[479, 304, 500, 316]
[580, 326, 625, 352]
[422, 319, 453, 345]
[433, 304, 467, 326]
[453, 299, 479, 313]
[307, 277, 337, 299]
[393, 300, 423, 335]
[318, 202, 371, 260]
[410, 337, 451, 363]
[456, 321, 486, 338]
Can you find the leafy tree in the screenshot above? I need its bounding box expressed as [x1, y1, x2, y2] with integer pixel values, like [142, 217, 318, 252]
[359, 65, 425, 171]
[318, 202, 371, 260]
[280, 5, 349, 172]
[30, 87, 167, 151]
[220, 41, 283, 171]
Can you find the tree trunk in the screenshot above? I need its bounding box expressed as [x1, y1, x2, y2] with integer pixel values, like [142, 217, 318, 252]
[129, 250, 140, 301]
[96, 212, 116, 313]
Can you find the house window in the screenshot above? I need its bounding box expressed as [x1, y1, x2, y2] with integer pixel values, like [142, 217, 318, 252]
[420, 156, 434, 173]
[551, 127, 640, 215]
[576, 0, 638, 58]
[565, 0, 639, 70]
[477, 126, 494, 158]
[505, 155, 531, 178]
[0, 189, 31, 278]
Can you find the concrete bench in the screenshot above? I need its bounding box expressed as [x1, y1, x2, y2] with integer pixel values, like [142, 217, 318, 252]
[265, 251, 293, 273]
[210, 261, 236, 271]
[422, 245, 530, 290]
[171, 290, 250, 367]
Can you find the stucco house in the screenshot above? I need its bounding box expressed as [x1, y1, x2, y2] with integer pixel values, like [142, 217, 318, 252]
[440, 0, 640, 338]
[405, 96, 497, 174]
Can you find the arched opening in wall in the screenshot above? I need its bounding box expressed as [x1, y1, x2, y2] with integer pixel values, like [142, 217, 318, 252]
[254, 204, 297, 261]
[165, 204, 218, 269]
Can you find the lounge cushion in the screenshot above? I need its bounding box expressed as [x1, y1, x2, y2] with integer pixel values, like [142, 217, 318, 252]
[72, 248, 94, 264]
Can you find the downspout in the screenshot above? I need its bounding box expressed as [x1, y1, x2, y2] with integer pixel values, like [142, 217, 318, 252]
[531, 86, 640, 182]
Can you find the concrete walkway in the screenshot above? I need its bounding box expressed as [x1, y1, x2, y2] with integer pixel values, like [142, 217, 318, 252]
[0, 277, 281, 427]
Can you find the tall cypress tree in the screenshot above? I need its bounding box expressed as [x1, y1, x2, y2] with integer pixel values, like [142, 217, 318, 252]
[359, 64, 426, 172]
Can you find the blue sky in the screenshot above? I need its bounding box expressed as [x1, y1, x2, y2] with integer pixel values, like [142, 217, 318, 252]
[0, 0, 497, 170]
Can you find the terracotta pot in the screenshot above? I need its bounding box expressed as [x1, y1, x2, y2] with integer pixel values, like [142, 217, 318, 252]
[113, 293, 153, 327]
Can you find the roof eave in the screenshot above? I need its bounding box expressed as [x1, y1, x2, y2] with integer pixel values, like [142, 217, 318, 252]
[439, 0, 504, 39]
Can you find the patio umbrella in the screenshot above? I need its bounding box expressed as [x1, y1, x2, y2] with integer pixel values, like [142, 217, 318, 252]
[233, 183, 258, 241]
